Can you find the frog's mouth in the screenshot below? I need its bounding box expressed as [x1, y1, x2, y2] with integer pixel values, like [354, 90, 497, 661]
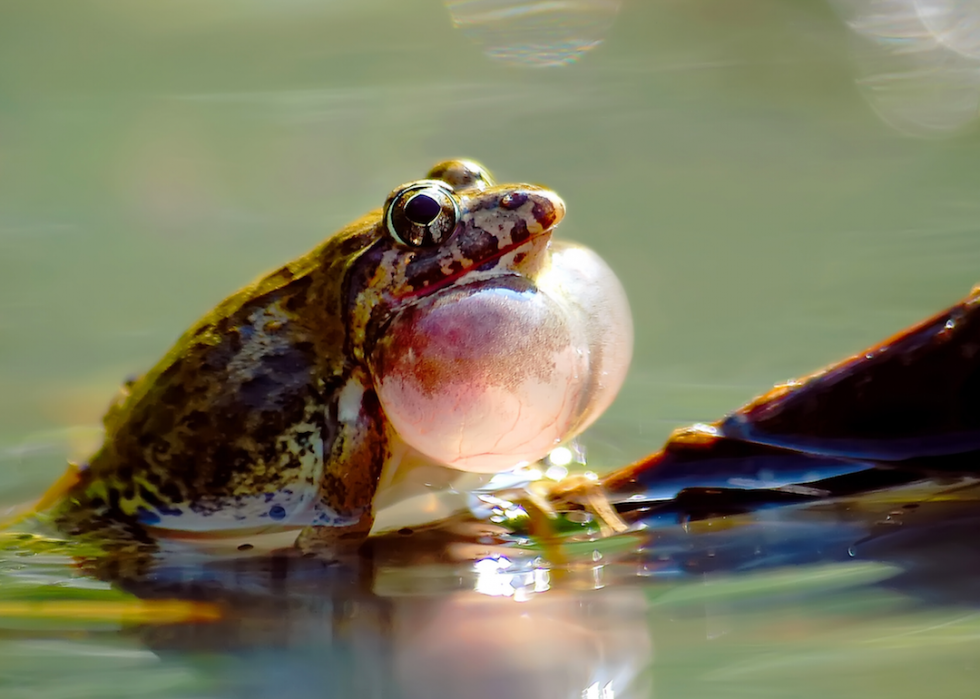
[399, 230, 554, 302]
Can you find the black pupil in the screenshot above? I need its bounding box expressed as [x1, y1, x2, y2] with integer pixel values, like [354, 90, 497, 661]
[404, 193, 442, 225]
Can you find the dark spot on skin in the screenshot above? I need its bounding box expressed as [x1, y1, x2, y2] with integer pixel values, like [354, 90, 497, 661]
[238, 375, 284, 411]
[236, 349, 315, 413]
[512, 251, 527, 265]
[398, 527, 413, 536]
[272, 265, 295, 283]
[238, 543, 254, 551]
[226, 328, 245, 354]
[205, 444, 254, 490]
[88, 496, 105, 511]
[284, 293, 306, 313]
[269, 505, 287, 520]
[265, 349, 314, 379]
[138, 484, 166, 510]
[107, 488, 121, 513]
[158, 382, 190, 412]
[321, 474, 348, 513]
[160, 481, 184, 505]
[116, 464, 134, 484]
[129, 522, 156, 546]
[182, 410, 211, 432]
[500, 192, 527, 210]
[253, 421, 289, 460]
[459, 226, 499, 263]
[403, 258, 463, 294]
[532, 199, 557, 230]
[508, 217, 530, 245]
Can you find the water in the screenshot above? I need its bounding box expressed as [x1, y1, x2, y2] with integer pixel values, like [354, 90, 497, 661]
[2, 1, 980, 697]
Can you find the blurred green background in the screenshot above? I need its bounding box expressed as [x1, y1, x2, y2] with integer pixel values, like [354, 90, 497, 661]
[4, 0, 980, 497]
[3, 0, 980, 504]
[3, 2, 980, 699]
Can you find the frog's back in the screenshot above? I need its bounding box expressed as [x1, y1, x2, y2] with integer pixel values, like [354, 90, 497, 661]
[61, 222, 380, 535]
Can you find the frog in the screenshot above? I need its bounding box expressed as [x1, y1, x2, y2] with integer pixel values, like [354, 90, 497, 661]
[35, 159, 633, 559]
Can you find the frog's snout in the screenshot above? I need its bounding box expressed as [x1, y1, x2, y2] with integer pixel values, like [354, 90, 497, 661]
[523, 186, 565, 233]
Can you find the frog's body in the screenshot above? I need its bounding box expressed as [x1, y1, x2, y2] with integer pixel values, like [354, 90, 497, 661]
[43, 160, 632, 557]
[68, 222, 389, 548]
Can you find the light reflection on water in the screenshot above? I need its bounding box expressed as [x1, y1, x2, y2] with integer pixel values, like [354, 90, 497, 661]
[446, 0, 621, 67]
[4, 487, 980, 699]
[3, 0, 980, 697]
[834, 0, 980, 135]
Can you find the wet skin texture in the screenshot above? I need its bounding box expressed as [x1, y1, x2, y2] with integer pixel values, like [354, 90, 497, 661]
[51, 160, 565, 555]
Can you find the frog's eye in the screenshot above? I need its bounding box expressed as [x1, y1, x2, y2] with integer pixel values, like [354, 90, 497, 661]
[384, 180, 461, 248]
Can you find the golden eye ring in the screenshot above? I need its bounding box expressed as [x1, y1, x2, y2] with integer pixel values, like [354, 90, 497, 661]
[384, 180, 461, 248]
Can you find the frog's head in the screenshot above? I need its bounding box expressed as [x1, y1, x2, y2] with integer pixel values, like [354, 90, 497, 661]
[371, 160, 565, 302]
[343, 160, 565, 352]
[344, 160, 631, 474]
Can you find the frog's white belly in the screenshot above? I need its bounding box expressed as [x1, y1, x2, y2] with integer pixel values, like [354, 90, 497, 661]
[143, 493, 353, 535]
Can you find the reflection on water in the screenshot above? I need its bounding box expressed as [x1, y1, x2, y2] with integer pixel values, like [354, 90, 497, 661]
[834, 0, 980, 134]
[446, 0, 620, 66]
[5, 480, 980, 699]
[130, 562, 652, 699]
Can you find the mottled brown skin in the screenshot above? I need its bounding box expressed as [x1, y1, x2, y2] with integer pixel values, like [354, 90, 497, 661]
[49, 160, 565, 556]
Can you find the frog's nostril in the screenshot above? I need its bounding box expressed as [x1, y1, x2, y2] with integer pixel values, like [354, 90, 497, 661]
[500, 192, 528, 210]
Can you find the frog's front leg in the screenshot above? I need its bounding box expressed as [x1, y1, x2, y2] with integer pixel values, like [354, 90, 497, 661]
[296, 373, 387, 557]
